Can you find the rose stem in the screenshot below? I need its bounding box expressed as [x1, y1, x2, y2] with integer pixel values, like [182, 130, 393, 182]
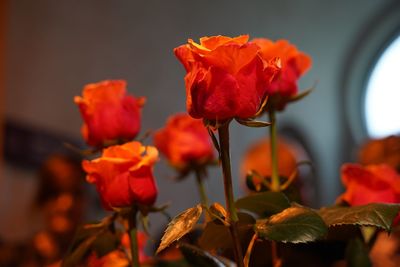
[269, 109, 280, 192]
[268, 109, 281, 266]
[195, 168, 210, 208]
[218, 122, 244, 267]
[129, 207, 140, 267]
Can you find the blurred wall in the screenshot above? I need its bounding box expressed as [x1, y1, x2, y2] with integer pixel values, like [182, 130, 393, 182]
[2, 0, 396, 238]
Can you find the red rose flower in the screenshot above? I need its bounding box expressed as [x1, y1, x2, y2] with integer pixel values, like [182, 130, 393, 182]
[174, 35, 279, 121]
[154, 113, 215, 170]
[82, 141, 158, 210]
[339, 163, 400, 206]
[74, 80, 145, 147]
[252, 39, 311, 110]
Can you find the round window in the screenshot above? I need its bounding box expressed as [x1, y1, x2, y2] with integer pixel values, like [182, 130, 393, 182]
[364, 35, 400, 138]
[343, 2, 400, 144]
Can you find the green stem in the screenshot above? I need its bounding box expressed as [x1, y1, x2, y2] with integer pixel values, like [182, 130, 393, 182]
[195, 169, 209, 208]
[129, 207, 140, 267]
[269, 109, 280, 192]
[268, 110, 281, 267]
[218, 123, 244, 267]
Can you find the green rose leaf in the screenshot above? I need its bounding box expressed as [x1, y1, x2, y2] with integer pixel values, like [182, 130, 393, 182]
[62, 224, 105, 267]
[91, 231, 120, 257]
[198, 212, 255, 250]
[62, 215, 116, 267]
[157, 204, 203, 254]
[288, 85, 315, 103]
[236, 191, 291, 217]
[255, 205, 328, 243]
[318, 203, 400, 231]
[235, 118, 271, 128]
[180, 243, 234, 267]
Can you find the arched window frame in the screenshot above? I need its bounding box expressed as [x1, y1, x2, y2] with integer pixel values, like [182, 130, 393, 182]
[343, 2, 400, 144]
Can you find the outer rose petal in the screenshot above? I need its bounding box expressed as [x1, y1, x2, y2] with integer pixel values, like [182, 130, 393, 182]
[339, 163, 400, 206]
[199, 35, 249, 50]
[78, 80, 127, 105]
[234, 56, 268, 118]
[203, 42, 260, 74]
[192, 66, 240, 120]
[128, 166, 157, 206]
[99, 172, 134, 210]
[184, 63, 210, 119]
[174, 44, 195, 72]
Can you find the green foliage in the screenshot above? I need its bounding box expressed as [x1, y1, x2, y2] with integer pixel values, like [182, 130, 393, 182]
[288, 86, 314, 103]
[198, 213, 255, 250]
[318, 203, 400, 231]
[255, 205, 328, 243]
[236, 191, 291, 217]
[91, 231, 120, 257]
[157, 204, 203, 254]
[180, 243, 234, 267]
[235, 118, 271, 128]
[62, 218, 114, 267]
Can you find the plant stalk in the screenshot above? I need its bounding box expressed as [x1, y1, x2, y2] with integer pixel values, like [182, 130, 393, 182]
[269, 109, 280, 192]
[129, 207, 140, 267]
[218, 123, 244, 267]
[269, 109, 281, 267]
[195, 168, 209, 208]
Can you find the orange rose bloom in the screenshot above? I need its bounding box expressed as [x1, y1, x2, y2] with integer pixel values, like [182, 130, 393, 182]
[74, 80, 145, 147]
[241, 137, 297, 178]
[82, 141, 158, 210]
[87, 250, 129, 267]
[339, 163, 400, 206]
[252, 39, 311, 110]
[241, 137, 298, 191]
[358, 136, 400, 171]
[174, 35, 279, 121]
[154, 113, 215, 170]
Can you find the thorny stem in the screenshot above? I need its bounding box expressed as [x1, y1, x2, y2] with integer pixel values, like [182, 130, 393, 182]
[195, 168, 209, 208]
[268, 109, 281, 267]
[218, 123, 244, 267]
[269, 109, 280, 192]
[129, 207, 140, 267]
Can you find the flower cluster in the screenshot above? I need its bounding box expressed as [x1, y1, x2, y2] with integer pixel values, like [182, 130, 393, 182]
[75, 80, 158, 211]
[65, 34, 400, 267]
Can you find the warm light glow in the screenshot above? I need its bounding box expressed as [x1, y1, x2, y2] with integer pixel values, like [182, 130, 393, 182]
[365, 35, 400, 138]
